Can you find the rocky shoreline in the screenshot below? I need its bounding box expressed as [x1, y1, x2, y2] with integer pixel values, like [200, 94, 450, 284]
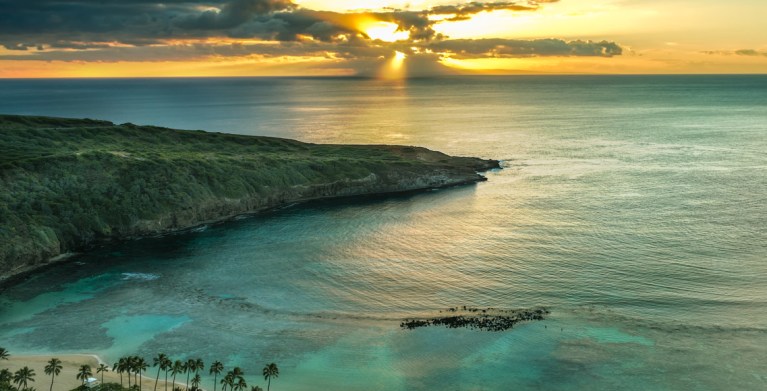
[0, 115, 500, 286]
[0, 179, 496, 289]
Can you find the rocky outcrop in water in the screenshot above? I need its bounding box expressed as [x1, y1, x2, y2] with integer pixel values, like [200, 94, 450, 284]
[401, 307, 550, 331]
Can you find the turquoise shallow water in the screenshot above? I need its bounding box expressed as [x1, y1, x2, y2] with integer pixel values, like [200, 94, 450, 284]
[1, 76, 766, 389]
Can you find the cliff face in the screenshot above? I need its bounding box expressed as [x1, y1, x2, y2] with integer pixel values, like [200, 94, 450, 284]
[0, 115, 499, 282]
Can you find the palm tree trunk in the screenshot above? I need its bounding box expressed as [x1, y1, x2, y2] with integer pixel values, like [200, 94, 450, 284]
[120, 372, 123, 388]
[172, 373, 177, 391]
[212, 374, 217, 391]
[128, 372, 132, 389]
[267, 378, 271, 391]
[49, 374, 54, 391]
[154, 368, 161, 391]
[139, 369, 143, 391]
[164, 371, 168, 391]
[185, 373, 190, 391]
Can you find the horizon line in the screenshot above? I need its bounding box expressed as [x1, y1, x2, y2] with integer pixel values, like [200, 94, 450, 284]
[2, 73, 767, 80]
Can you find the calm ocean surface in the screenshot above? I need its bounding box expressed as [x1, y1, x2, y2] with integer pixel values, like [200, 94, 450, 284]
[1, 76, 766, 390]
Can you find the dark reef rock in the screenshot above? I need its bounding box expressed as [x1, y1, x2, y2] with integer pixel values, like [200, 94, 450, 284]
[401, 307, 550, 332]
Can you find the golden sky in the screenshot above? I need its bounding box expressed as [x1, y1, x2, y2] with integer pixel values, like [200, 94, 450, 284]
[0, 0, 765, 77]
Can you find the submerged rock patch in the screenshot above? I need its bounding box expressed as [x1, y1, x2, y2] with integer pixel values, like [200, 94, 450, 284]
[400, 306, 550, 331]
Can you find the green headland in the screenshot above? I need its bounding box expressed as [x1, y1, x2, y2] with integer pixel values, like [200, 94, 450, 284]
[0, 115, 499, 282]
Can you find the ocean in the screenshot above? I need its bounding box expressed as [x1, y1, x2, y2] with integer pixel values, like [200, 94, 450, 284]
[0, 75, 766, 390]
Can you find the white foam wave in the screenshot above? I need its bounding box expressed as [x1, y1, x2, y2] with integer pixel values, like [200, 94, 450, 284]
[121, 272, 160, 281]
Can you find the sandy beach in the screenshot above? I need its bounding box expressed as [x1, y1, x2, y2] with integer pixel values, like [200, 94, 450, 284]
[3, 355, 182, 391]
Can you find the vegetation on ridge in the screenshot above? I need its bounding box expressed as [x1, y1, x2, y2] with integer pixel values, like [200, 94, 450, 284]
[0, 115, 498, 279]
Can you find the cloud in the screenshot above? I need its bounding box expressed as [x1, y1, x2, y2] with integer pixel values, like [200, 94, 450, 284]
[3, 43, 32, 51]
[427, 38, 622, 58]
[0, 38, 623, 63]
[176, 0, 295, 29]
[703, 49, 767, 57]
[429, 0, 559, 21]
[0, 0, 623, 75]
[0, 0, 565, 47]
[734, 49, 767, 57]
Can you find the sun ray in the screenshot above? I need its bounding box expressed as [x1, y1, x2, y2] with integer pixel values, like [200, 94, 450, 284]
[379, 50, 407, 79]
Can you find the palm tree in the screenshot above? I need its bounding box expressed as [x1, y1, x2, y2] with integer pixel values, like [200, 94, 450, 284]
[13, 367, 35, 391]
[128, 356, 138, 389]
[0, 369, 12, 388]
[232, 367, 246, 391]
[136, 357, 148, 391]
[96, 364, 109, 385]
[261, 364, 278, 391]
[152, 354, 168, 391]
[127, 357, 134, 389]
[233, 377, 247, 391]
[120, 357, 133, 389]
[220, 373, 233, 391]
[43, 358, 62, 391]
[161, 357, 172, 391]
[184, 359, 195, 390]
[190, 374, 201, 391]
[0, 348, 9, 361]
[208, 361, 223, 391]
[76, 365, 92, 387]
[170, 361, 183, 391]
[112, 361, 123, 388]
[193, 359, 204, 379]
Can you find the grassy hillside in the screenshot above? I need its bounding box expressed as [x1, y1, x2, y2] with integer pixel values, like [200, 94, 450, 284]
[0, 115, 498, 280]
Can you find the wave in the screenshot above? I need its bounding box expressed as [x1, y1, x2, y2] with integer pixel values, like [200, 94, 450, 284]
[567, 305, 767, 334]
[121, 272, 160, 281]
[176, 286, 549, 326]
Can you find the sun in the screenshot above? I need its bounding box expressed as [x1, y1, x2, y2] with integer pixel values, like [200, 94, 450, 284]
[362, 21, 409, 42]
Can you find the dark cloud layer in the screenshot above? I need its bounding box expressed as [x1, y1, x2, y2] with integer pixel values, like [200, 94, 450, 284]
[0, 38, 622, 63]
[429, 0, 558, 21]
[0, 0, 622, 73]
[429, 38, 623, 58]
[703, 49, 767, 57]
[734, 49, 767, 57]
[0, 0, 562, 47]
[176, 0, 295, 29]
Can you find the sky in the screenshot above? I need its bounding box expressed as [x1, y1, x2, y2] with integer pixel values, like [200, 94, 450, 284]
[0, 0, 765, 77]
